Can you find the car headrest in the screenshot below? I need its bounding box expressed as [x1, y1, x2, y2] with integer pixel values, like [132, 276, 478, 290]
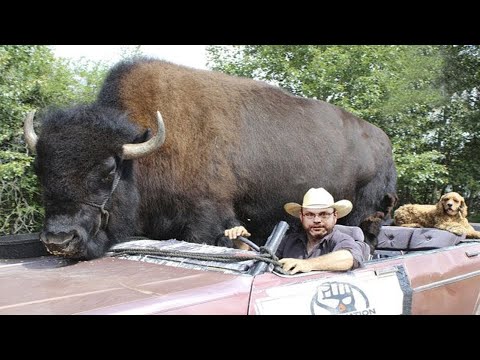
[334, 225, 364, 242]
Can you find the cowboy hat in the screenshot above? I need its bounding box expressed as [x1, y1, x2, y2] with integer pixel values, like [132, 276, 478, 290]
[284, 188, 353, 219]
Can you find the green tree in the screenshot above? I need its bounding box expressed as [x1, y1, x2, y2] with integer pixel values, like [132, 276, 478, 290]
[436, 45, 480, 217]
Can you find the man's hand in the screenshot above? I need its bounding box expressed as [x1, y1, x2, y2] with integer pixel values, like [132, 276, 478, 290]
[224, 226, 251, 240]
[225, 226, 252, 251]
[279, 258, 313, 274]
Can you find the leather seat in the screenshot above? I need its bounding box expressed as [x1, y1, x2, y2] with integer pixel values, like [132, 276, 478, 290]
[377, 226, 465, 250]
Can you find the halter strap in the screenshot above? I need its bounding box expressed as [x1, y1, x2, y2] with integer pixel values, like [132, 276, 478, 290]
[82, 172, 121, 236]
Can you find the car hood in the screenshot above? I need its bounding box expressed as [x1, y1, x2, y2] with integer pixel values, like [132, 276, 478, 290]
[0, 256, 253, 315]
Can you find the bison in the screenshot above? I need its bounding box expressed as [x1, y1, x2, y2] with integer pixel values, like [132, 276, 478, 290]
[24, 58, 397, 259]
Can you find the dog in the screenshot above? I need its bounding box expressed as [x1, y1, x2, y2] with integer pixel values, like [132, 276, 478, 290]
[394, 192, 480, 238]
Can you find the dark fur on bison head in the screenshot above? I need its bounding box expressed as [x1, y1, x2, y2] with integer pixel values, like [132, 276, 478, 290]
[31, 105, 152, 259]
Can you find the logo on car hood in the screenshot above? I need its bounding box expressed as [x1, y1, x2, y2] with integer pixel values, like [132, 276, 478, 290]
[310, 281, 372, 315]
[254, 268, 407, 315]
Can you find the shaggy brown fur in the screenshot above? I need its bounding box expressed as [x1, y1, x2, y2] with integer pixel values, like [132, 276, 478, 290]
[394, 192, 480, 238]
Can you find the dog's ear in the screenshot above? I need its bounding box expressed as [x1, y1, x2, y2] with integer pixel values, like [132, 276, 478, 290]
[459, 198, 468, 218]
[436, 196, 445, 214]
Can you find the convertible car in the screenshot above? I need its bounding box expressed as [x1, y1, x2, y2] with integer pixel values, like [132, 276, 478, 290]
[0, 222, 479, 315]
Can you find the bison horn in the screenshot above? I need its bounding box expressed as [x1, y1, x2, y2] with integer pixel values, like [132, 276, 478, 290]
[24, 110, 38, 153]
[122, 111, 166, 160]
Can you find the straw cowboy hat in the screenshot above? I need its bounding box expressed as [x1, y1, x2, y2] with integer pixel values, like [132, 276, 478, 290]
[284, 188, 353, 219]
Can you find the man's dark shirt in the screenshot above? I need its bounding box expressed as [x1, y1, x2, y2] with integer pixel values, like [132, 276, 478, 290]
[276, 228, 369, 269]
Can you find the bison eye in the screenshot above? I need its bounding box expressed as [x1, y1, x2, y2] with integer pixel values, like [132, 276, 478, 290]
[101, 172, 115, 184]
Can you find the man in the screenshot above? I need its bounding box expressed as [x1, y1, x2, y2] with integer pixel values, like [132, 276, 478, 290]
[225, 188, 370, 274]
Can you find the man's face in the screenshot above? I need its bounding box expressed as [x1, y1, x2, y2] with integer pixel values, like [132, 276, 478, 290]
[300, 207, 338, 240]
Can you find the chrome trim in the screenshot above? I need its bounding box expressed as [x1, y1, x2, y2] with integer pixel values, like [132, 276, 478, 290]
[466, 250, 480, 257]
[375, 266, 398, 276]
[414, 269, 480, 292]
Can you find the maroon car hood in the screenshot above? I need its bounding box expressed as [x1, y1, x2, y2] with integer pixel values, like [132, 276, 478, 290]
[0, 256, 253, 315]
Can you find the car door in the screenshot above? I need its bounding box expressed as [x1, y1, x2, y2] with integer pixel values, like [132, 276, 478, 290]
[248, 241, 480, 315]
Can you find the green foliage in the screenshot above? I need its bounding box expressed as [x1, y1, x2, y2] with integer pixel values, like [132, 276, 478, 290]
[0, 153, 43, 234]
[394, 147, 449, 203]
[119, 45, 144, 60]
[0, 45, 108, 235]
[469, 214, 480, 223]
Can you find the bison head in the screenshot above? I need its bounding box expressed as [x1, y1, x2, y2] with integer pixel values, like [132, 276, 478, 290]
[24, 105, 165, 259]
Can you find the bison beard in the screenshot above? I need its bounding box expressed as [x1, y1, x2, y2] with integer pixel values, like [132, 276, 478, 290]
[25, 58, 397, 259]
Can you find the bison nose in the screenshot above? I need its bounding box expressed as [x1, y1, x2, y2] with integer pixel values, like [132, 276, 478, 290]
[40, 230, 80, 255]
[40, 231, 76, 245]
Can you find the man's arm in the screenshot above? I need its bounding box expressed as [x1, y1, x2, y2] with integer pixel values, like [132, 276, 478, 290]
[279, 249, 354, 274]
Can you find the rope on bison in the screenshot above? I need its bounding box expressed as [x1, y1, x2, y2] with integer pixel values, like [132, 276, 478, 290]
[108, 245, 290, 275]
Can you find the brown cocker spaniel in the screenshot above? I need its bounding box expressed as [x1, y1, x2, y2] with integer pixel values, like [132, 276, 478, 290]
[394, 192, 480, 239]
